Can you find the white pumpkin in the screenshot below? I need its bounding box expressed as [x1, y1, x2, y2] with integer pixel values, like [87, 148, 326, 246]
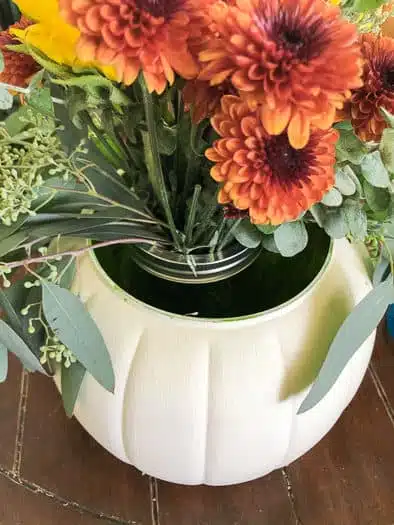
[63, 239, 375, 486]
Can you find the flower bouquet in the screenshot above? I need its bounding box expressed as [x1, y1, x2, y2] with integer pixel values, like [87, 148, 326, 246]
[0, 0, 394, 485]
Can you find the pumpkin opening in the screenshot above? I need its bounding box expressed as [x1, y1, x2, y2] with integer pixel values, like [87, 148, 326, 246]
[95, 225, 330, 318]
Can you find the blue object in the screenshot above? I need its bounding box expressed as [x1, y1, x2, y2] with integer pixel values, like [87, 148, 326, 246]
[386, 304, 394, 339]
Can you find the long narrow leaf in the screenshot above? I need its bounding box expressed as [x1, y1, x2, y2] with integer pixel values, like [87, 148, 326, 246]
[0, 319, 46, 373]
[61, 361, 86, 417]
[0, 231, 28, 258]
[41, 281, 115, 392]
[298, 278, 393, 414]
[0, 288, 24, 337]
[0, 343, 8, 383]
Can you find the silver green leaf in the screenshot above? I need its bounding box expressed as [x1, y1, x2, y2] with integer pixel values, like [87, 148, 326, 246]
[363, 179, 390, 212]
[274, 221, 308, 257]
[0, 51, 4, 74]
[322, 208, 350, 239]
[233, 219, 262, 249]
[41, 281, 115, 393]
[373, 259, 391, 287]
[379, 128, 394, 174]
[321, 188, 343, 207]
[298, 277, 394, 414]
[0, 288, 25, 338]
[335, 166, 357, 196]
[0, 86, 13, 111]
[256, 224, 277, 235]
[0, 319, 46, 373]
[309, 204, 325, 227]
[361, 151, 390, 188]
[261, 235, 279, 253]
[0, 231, 28, 258]
[336, 129, 367, 165]
[61, 361, 86, 418]
[0, 343, 8, 383]
[343, 201, 367, 241]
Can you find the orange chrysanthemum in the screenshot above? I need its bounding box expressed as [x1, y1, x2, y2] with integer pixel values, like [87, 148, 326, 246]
[0, 17, 40, 88]
[183, 79, 235, 124]
[199, 0, 362, 150]
[345, 34, 394, 142]
[58, 0, 212, 94]
[205, 95, 338, 225]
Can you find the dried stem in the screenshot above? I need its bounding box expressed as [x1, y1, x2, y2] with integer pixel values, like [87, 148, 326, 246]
[1, 238, 158, 272]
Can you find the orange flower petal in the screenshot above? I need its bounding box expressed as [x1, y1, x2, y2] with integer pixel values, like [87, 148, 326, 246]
[288, 113, 311, 150]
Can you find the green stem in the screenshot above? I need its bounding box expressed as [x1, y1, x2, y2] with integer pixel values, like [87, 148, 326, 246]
[139, 78, 181, 250]
[182, 124, 200, 202]
[81, 112, 126, 169]
[218, 218, 242, 251]
[43, 186, 168, 227]
[193, 190, 220, 245]
[185, 185, 201, 248]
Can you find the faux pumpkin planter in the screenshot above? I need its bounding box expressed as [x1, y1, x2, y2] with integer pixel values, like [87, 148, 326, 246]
[61, 237, 375, 486]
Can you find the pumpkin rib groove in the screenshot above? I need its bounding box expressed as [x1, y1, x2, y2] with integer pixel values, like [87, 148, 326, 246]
[274, 332, 297, 469]
[281, 393, 297, 467]
[121, 328, 146, 465]
[202, 343, 213, 483]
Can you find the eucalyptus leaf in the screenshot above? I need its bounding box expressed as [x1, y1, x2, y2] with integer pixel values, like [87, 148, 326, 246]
[343, 201, 367, 241]
[309, 204, 325, 228]
[335, 167, 357, 196]
[373, 258, 391, 287]
[0, 216, 27, 242]
[0, 231, 28, 258]
[0, 319, 46, 373]
[256, 224, 277, 235]
[363, 179, 391, 212]
[379, 128, 394, 174]
[0, 86, 13, 111]
[298, 277, 394, 414]
[41, 281, 115, 392]
[0, 288, 25, 338]
[321, 188, 343, 207]
[361, 151, 390, 188]
[342, 165, 363, 195]
[261, 235, 280, 253]
[0, 344, 7, 383]
[274, 221, 308, 257]
[61, 361, 86, 418]
[0, 50, 4, 74]
[336, 129, 367, 165]
[233, 220, 262, 249]
[322, 208, 350, 239]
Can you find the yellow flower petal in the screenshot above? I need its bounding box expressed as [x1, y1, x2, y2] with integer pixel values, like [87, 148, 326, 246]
[12, 0, 60, 24]
[12, 0, 117, 81]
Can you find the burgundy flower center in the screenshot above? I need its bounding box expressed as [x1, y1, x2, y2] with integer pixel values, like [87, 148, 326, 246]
[254, 3, 330, 62]
[134, 0, 184, 18]
[264, 134, 313, 186]
[382, 67, 394, 90]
